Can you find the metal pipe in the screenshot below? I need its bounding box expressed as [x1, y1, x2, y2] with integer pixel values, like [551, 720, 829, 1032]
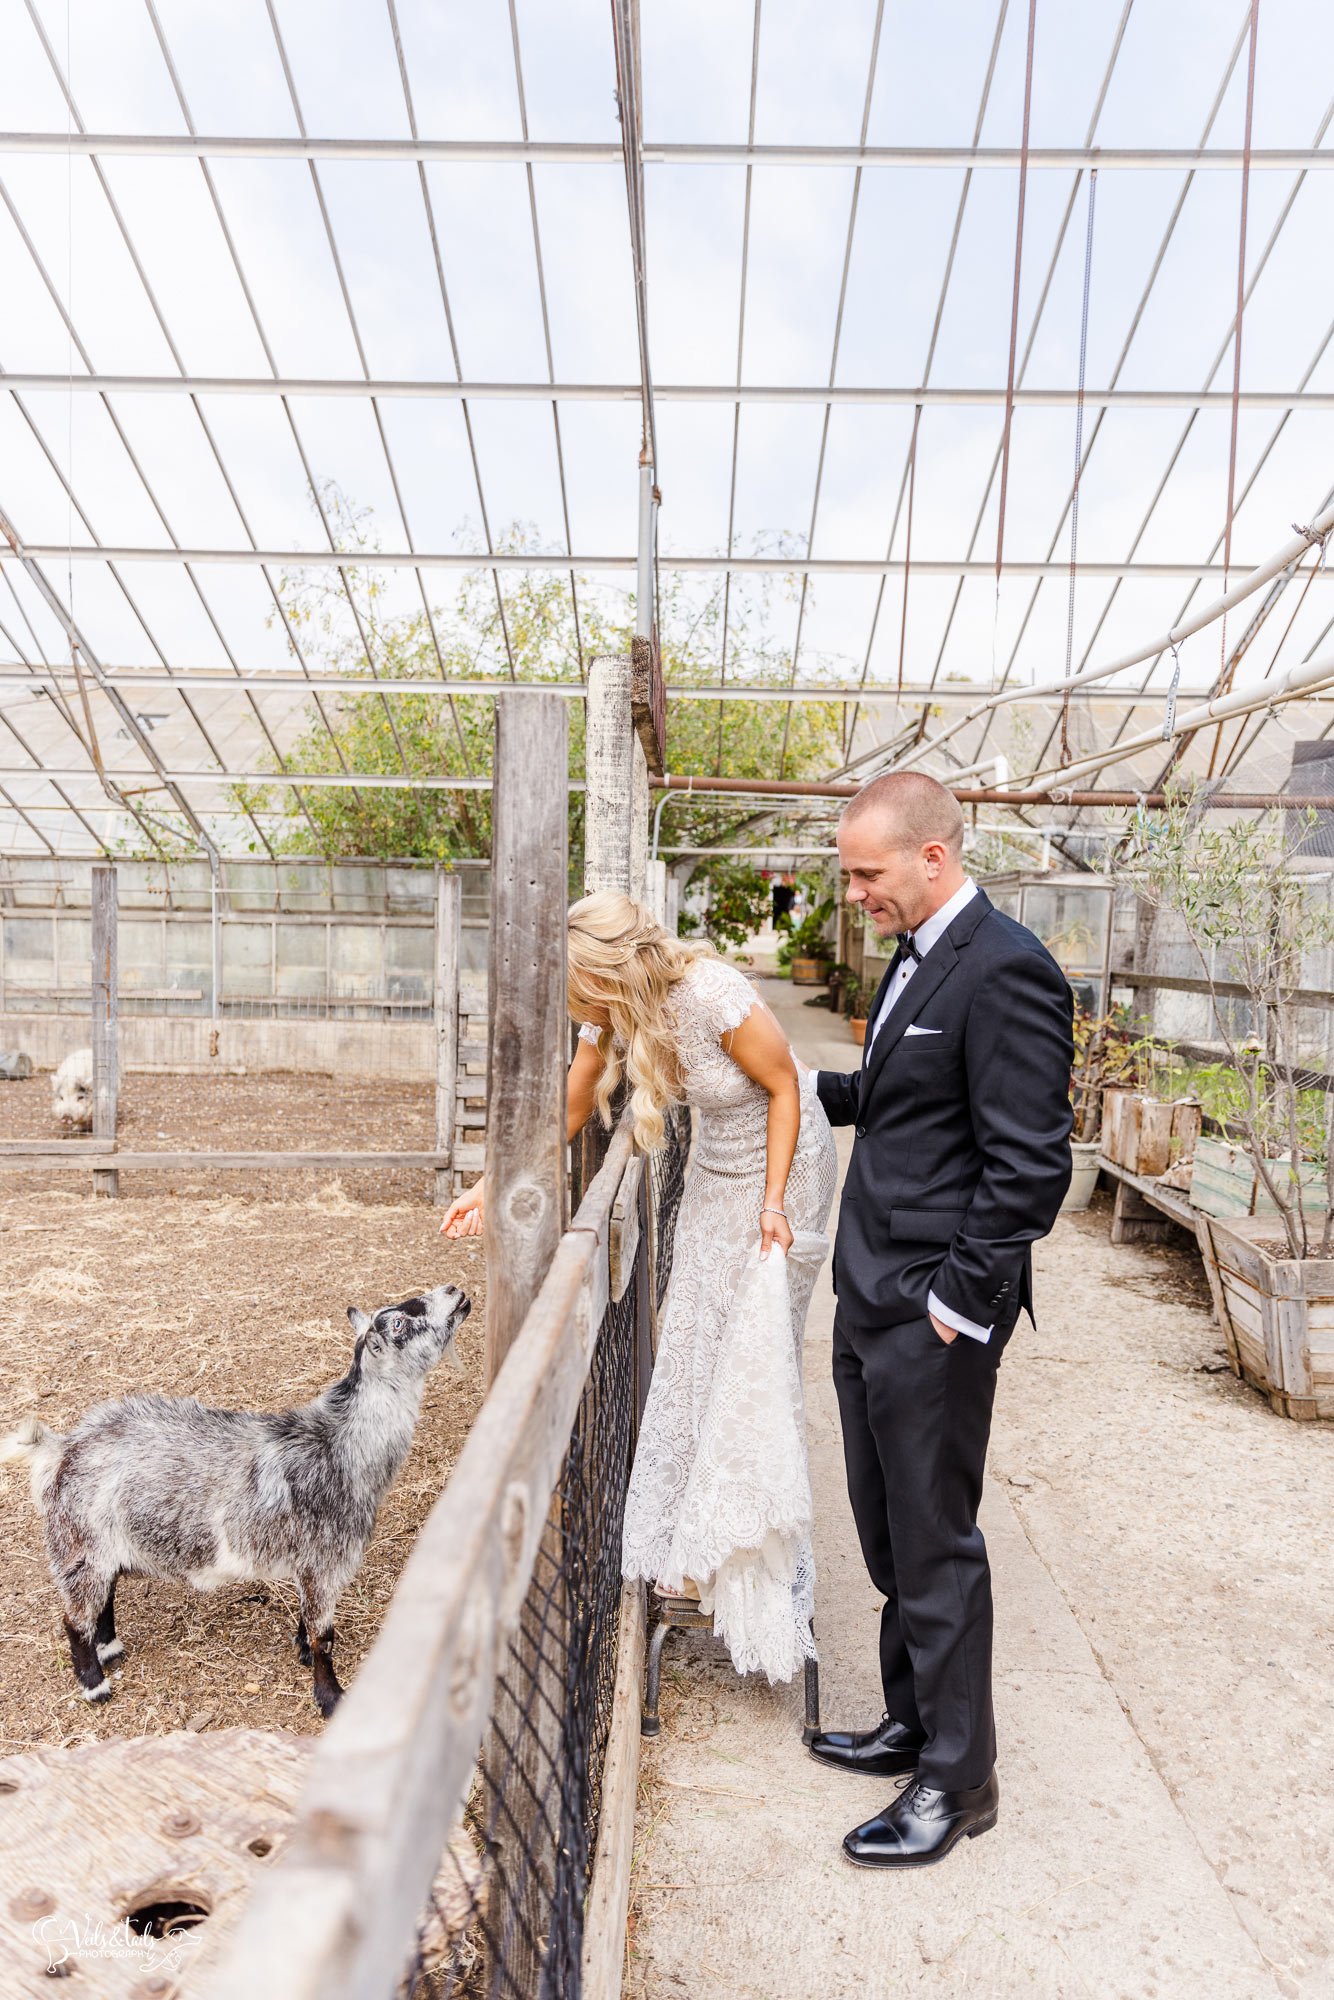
[3, 134, 1331, 168]
[4, 546, 1313, 583]
[0, 670, 1232, 704]
[1033, 647, 1334, 789]
[7, 765, 1334, 810]
[895, 496, 1334, 772]
[7, 372, 1331, 411]
[646, 774, 1334, 807]
[636, 458, 655, 639]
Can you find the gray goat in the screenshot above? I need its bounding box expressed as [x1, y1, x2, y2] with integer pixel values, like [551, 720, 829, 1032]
[1, 1283, 470, 1716]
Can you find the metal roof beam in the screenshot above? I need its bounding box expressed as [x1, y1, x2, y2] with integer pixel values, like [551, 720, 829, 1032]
[4, 547, 1326, 582]
[3, 134, 1333, 169]
[0, 670, 1230, 704]
[10, 375, 1331, 410]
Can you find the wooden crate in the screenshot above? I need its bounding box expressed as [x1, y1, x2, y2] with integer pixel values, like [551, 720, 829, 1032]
[1194, 1211, 1334, 1420]
[1101, 1090, 1202, 1178]
[1191, 1135, 1329, 1221]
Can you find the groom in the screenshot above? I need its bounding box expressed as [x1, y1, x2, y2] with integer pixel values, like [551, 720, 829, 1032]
[809, 771, 1074, 1869]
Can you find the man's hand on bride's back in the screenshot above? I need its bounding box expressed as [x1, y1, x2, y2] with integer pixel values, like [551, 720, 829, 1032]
[440, 1182, 485, 1238]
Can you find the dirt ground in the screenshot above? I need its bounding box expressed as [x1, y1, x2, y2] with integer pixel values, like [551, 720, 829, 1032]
[0, 1070, 439, 1202]
[0, 1184, 485, 1756]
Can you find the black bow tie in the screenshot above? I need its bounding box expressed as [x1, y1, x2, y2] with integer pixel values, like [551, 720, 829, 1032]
[895, 932, 922, 964]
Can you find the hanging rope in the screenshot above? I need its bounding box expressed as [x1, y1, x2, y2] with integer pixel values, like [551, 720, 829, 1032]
[1216, 0, 1261, 691]
[992, 0, 1039, 685]
[1060, 167, 1097, 766]
[896, 402, 922, 698]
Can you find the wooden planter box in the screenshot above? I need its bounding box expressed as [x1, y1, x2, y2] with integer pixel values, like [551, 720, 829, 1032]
[1191, 1134, 1329, 1221]
[1101, 1089, 1202, 1178]
[1194, 1212, 1334, 1421]
[790, 956, 832, 987]
[848, 1016, 868, 1046]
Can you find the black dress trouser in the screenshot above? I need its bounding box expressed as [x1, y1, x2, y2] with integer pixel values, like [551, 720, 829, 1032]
[832, 1306, 1002, 1791]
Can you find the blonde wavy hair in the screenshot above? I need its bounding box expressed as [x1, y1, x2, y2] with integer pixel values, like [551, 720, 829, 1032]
[567, 890, 715, 1152]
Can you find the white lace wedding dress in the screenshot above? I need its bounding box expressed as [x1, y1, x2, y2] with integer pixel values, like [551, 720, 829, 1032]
[594, 956, 837, 1683]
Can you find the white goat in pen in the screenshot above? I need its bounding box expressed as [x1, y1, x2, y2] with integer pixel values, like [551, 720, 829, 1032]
[1, 1284, 471, 1716]
[51, 1047, 94, 1130]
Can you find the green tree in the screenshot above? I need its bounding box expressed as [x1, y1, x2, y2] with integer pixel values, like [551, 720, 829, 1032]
[232, 498, 845, 882]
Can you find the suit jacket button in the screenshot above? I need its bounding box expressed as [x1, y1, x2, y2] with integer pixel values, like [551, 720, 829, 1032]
[856, 1126, 866, 1137]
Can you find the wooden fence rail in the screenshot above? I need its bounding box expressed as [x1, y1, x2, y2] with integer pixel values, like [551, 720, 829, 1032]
[200, 1118, 637, 2000]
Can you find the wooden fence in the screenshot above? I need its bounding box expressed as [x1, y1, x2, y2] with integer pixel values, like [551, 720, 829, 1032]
[0, 866, 489, 1201]
[200, 687, 668, 1998]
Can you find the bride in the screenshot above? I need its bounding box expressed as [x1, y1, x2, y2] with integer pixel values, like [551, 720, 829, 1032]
[441, 890, 836, 1682]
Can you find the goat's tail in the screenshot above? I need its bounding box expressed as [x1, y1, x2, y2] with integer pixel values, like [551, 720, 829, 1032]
[0, 1415, 63, 1506]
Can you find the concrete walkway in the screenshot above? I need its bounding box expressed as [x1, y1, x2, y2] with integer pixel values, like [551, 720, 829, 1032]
[627, 980, 1297, 2000]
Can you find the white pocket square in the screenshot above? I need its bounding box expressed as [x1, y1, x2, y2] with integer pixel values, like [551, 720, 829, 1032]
[904, 1024, 942, 1036]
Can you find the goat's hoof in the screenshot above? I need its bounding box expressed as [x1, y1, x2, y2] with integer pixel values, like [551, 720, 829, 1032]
[97, 1637, 125, 1664]
[80, 1678, 113, 1704]
[314, 1688, 343, 1720]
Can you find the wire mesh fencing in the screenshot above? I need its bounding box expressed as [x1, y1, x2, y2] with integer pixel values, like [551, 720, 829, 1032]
[649, 1105, 690, 1315]
[400, 1106, 689, 2000]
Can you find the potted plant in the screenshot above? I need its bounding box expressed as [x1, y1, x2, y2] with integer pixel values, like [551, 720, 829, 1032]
[839, 973, 870, 1046]
[1127, 793, 1334, 1419]
[777, 895, 835, 986]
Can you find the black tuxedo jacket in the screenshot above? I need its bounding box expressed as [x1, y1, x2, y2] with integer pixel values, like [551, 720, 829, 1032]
[816, 890, 1074, 1341]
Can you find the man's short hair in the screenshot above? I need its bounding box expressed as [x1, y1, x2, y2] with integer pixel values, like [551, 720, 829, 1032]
[841, 771, 965, 858]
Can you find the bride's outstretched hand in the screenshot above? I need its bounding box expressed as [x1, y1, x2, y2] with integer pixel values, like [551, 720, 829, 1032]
[440, 1181, 485, 1239]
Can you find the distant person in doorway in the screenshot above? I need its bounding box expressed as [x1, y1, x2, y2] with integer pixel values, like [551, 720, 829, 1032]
[440, 891, 837, 1683]
[808, 771, 1073, 1869]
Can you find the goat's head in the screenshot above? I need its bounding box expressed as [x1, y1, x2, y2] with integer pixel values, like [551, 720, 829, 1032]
[346, 1284, 471, 1384]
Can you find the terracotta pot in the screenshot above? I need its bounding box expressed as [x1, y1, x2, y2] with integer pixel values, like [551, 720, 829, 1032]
[790, 955, 832, 987]
[849, 1016, 868, 1046]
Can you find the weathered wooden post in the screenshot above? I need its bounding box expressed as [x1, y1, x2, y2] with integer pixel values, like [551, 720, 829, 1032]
[482, 691, 571, 1988]
[484, 691, 570, 1383]
[584, 653, 635, 897]
[433, 867, 461, 1207]
[90, 862, 118, 1199]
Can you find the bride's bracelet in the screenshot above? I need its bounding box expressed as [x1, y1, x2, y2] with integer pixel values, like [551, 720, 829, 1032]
[760, 1205, 788, 1221]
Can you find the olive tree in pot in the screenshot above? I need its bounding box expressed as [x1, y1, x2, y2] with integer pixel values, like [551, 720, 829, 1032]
[1127, 793, 1334, 1419]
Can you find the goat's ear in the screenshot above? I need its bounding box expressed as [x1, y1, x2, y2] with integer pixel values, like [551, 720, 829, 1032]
[347, 1307, 372, 1338]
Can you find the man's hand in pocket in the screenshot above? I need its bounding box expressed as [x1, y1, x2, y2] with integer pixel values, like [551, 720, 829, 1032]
[929, 1311, 959, 1345]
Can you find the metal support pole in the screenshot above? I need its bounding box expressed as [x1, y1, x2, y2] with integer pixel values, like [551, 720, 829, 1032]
[636, 459, 656, 640]
[90, 863, 118, 1199]
[210, 859, 223, 1024]
[433, 868, 461, 1207]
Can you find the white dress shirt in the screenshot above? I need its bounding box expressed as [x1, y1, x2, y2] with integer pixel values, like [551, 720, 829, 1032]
[816, 877, 994, 1344]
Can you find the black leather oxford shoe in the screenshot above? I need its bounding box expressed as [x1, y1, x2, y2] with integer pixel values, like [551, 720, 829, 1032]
[842, 1770, 1000, 1869]
[808, 1712, 926, 1778]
